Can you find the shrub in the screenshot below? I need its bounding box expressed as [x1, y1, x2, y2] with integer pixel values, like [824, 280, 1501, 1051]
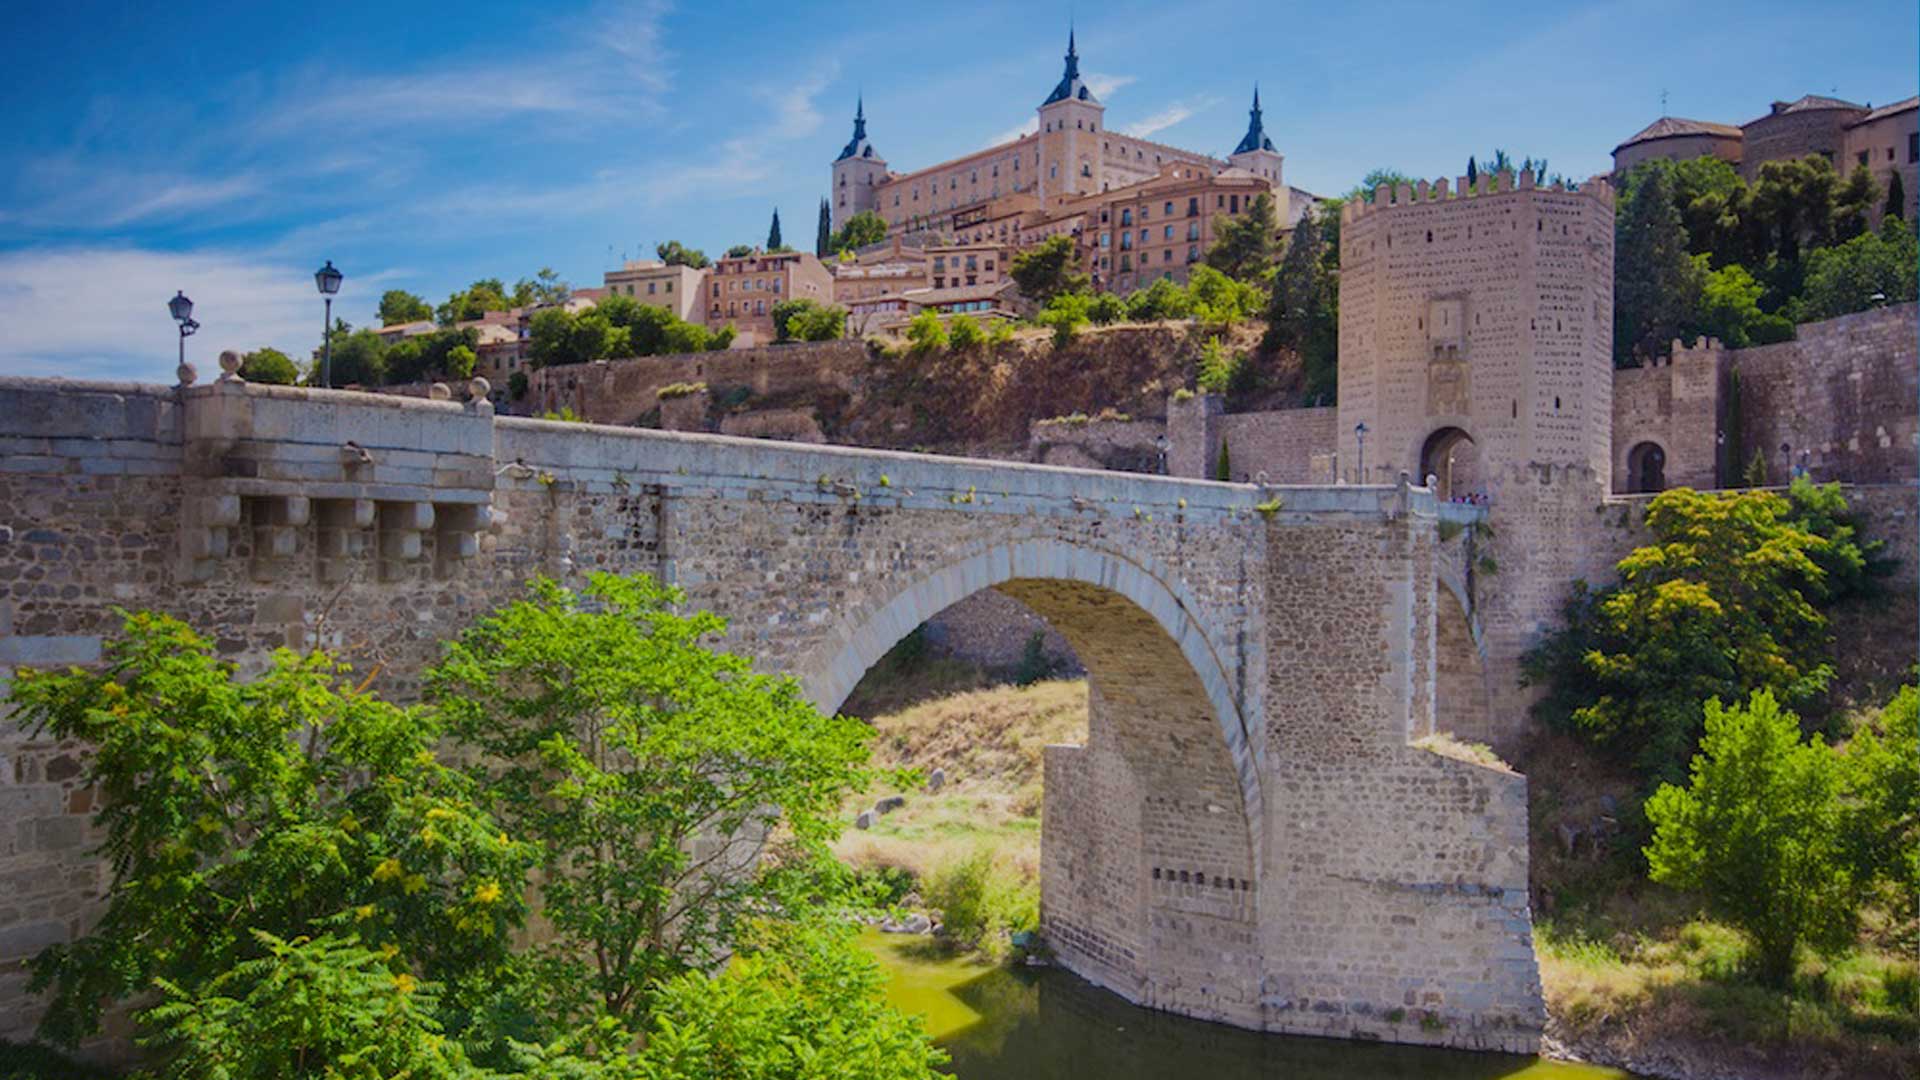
[238, 347, 299, 385]
[1036, 292, 1092, 348]
[1012, 632, 1054, 686]
[905, 310, 948, 354]
[1087, 291, 1129, 325]
[947, 313, 986, 351]
[1645, 691, 1863, 986]
[925, 852, 1036, 955]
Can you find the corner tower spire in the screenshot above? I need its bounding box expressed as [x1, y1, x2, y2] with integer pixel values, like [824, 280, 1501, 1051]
[1043, 26, 1096, 106]
[837, 96, 876, 161]
[1233, 84, 1275, 154]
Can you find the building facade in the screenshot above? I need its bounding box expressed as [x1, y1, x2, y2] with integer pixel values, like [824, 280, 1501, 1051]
[829, 33, 1291, 292]
[602, 260, 705, 322]
[701, 249, 835, 346]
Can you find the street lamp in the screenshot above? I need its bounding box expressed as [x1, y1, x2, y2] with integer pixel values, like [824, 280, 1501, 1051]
[169, 290, 199, 377]
[1154, 433, 1170, 475]
[315, 260, 343, 387]
[1354, 422, 1369, 484]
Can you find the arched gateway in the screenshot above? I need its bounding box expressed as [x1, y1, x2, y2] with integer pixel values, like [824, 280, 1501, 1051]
[0, 376, 1543, 1056]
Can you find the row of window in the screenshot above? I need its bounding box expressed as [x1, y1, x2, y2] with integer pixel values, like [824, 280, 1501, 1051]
[1109, 246, 1198, 271]
[614, 280, 674, 297]
[1855, 133, 1920, 166]
[711, 277, 785, 297]
[1107, 223, 1203, 249]
[710, 299, 771, 318]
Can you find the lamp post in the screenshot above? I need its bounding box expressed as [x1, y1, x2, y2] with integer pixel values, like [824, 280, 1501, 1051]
[168, 290, 199, 376]
[1155, 433, 1170, 476]
[315, 260, 343, 387]
[1354, 422, 1369, 484]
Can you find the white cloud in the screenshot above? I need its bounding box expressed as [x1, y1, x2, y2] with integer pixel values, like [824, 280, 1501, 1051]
[1083, 72, 1136, 100]
[1121, 96, 1220, 140]
[0, 247, 368, 381]
[984, 118, 1038, 149]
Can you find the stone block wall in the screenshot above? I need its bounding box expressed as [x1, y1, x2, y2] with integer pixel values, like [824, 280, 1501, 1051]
[1216, 408, 1337, 484]
[1728, 304, 1919, 486]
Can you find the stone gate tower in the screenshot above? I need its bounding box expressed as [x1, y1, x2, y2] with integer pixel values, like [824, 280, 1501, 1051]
[1336, 171, 1617, 745]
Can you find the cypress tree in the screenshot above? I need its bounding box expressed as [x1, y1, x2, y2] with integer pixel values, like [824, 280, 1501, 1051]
[1743, 447, 1769, 489]
[767, 208, 783, 250]
[816, 198, 833, 257]
[1215, 440, 1232, 481]
[1466, 156, 1478, 188]
[1614, 162, 1703, 366]
[1887, 172, 1907, 222]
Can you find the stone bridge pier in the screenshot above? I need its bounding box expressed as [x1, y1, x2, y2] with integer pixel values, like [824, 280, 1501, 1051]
[0, 373, 1541, 1055]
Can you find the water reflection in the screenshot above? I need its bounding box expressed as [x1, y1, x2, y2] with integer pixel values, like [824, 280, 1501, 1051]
[861, 931, 1628, 1080]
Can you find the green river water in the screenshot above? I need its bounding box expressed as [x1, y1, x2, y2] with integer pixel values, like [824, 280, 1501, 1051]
[860, 930, 1631, 1080]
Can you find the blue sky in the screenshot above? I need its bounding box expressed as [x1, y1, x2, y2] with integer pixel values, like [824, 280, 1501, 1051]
[2, 0, 1913, 381]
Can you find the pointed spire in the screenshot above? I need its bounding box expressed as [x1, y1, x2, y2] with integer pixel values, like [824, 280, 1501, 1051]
[1233, 83, 1274, 156]
[1043, 23, 1096, 106]
[837, 94, 877, 161]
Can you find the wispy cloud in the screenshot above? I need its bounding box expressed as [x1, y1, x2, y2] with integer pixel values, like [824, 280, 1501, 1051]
[1083, 72, 1136, 99]
[984, 117, 1038, 149]
[1121, 96, 1219, 140]
[0, 247, 355, 380]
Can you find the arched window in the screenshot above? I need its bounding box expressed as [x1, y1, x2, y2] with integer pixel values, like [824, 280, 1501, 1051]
[1421, 427, 1480, 501]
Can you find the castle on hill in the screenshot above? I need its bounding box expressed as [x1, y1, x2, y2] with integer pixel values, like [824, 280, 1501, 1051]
[829, 31, 1317, 295]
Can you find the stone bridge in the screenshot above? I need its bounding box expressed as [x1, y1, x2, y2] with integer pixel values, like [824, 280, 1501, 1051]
[0, 371, 1540, 1054]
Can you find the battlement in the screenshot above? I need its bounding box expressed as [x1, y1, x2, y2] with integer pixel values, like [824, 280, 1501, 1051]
[1340, 170, 1614, 224]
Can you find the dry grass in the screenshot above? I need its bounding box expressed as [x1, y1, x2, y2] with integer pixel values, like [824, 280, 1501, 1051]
[1411, 731, 1513, 771]
[835, 679, 1087, 882]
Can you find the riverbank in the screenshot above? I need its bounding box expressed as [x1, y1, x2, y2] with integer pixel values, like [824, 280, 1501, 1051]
[837, 673, 1917, 1080]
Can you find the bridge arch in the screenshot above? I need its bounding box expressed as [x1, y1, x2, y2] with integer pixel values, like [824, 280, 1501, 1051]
[800, 537, 1261, 858]
[801, 536, 1265, 1015]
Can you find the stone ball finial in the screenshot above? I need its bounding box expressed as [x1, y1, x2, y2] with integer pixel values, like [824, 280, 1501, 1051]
[429, 382, 452, 400]
[217, 350, 245, 382]
[468, 377, 492, 402]
[176, 361, 198, 387]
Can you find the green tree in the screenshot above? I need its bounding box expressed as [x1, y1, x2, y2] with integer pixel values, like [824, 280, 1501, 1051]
[323, 327, 390, 386]
[1036, 291, 1093, 348]
[512, 268, 571, 308]
[656, 241, 710, 269]
[1185, 264, 1262, 325]
[238, 347, 299, 385]
[1086, 291, 1128, 325]
[5, 612, 529, 1050]
[438, 279, 511, 326]
[771, 298, 847, 342]
[425, 574, 878, 1030]
[527, 308, 618, 369]
[1831, 162, 1881, 243]
[1885, 171, 1906, 221]
[1350, 167, 1415, 202]
[1214, 439, 1231, 481]
[508, 370, 529, 401]
[725, 244, 756, 259]
[946, 312, 986, 351]
[1843, 686, 1919, 936]
[444, 344, 477, 379]
[378, 289, 434, 327]
[1614, 160, 1704, 365]
[1264, 204, 1340, 402]
[1694, 258, 1767, 348]
[1009, 235, 1089, 304]
[904, 309, 948, 354]
[767, 208, 784, 251]
[1670, 156, 1754, 268]
[140, 931, 481, 1080]
[816, 198, 833, 257]
[1645, 690, 1862, 986]
[830, 210, 888, 254]
[1794, 215, 1919, 321]
[1125, 277, 1191, 322]
[600, 922, 945, 1080]
[1523, 483, 1868, 782]
[1195, 336, 1243, 394]
[1203, 191, 1278, 281]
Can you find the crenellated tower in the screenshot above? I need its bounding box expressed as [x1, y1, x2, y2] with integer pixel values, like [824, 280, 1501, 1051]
[1035, 29, 1105, 204]
[831, 96, 887, 221]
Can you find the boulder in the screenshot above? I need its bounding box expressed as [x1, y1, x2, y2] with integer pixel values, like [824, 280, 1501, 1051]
[927, 767, 946, 793]
[855, 810, 874, 830]
[875, 794, 906, 815]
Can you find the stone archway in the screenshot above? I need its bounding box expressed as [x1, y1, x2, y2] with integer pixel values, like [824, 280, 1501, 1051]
[1626, 440, 1667, 493]
[800, 538, 1265, 1025]
[1420, 427, 1480, 501]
